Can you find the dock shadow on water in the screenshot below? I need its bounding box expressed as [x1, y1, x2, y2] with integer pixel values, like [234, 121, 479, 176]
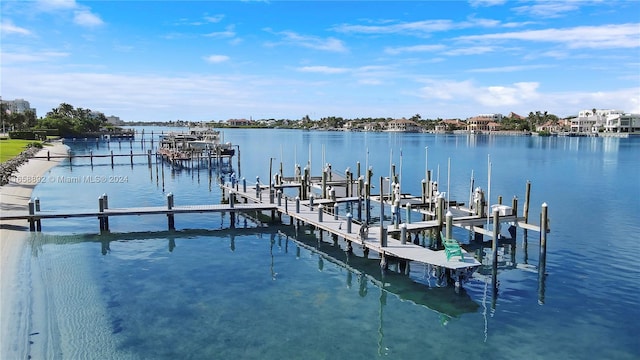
[25, 226, 482, 359]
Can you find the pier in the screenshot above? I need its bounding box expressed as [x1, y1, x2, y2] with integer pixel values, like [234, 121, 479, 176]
[0, 156, 550, 289]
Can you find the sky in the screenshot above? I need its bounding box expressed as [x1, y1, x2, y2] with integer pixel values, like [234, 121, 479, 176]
[1, 0, 639, 122]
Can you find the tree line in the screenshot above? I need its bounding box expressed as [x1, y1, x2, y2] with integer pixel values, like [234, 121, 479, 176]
[1, 102, 110, 137]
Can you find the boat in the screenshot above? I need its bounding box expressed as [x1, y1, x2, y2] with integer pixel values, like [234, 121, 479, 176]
[157, 128, 235, 161]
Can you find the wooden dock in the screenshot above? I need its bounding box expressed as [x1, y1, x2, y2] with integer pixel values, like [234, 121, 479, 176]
[220, 181, 482, 283]
[0, 157, 550, 288]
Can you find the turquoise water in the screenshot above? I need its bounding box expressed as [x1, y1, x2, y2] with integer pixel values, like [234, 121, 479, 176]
[19, 128, 640, 359]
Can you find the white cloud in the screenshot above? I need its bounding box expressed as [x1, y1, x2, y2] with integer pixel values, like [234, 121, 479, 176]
[384, 44, 446, 55]
[456, 24, 640, 49]
[333, 19, 455, 36]
[469, 0, 506, 7]
[204, 15, 224, 23]
[204, 25, 236, 38]
[469, 64, 553, 73]
[443, 46, 495, 56]
[332, 17, 526, 37]
[419, 79, 540, 106]
[204, 55, 230, 63]
[265, 30, 348, 52]
[0, 20, 32, 36]
[512, 2, 581, 18]
[35, 0, 77, 11]
[1, 51, 69, 64]
[73, 10, 104, 27]
[297, 66, 349, 74]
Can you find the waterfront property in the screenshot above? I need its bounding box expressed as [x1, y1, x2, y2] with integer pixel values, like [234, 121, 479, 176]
[2, 127, 638, 360]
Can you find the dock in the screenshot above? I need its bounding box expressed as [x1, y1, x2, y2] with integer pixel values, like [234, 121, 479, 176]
[0, 155, 550, 289]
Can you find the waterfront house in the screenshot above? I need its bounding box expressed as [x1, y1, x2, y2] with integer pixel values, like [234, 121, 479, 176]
[386, 118, 421, 132]
[466, 113, 503, 133]
[603, 112, 640, 133]
[227, 118, 252, 127]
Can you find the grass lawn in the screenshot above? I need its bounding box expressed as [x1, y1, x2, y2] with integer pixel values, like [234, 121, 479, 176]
[0, 139, 44, 163]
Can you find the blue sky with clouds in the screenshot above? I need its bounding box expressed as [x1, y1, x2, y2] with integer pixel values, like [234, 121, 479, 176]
[1, 0, 639, 121]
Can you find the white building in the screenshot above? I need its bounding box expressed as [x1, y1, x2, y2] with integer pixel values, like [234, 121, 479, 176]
[474, 113, 503, 122]
[604, 113, 640, 133]
[386, 118, 421, 132]
[0, 98, 37, 116]
[571, 109, 623, 133]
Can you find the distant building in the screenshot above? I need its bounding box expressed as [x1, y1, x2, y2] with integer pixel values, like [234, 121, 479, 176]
[507, 112, 525, 120]
[467, 113, 502, 132]
[106, 115, 124, 126]
[0, 97, 37, 117]
[603, 112, 640, 133]
[227, 118, 252, 127]
[435, 119, 465, 132]
[571, 109, 623, 133]
[386, 118, 421, 132]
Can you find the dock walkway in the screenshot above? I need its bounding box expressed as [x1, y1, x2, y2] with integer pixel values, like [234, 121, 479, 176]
[221, 182, 481, 272]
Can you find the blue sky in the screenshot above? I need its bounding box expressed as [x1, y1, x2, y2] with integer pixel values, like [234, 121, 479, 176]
[1, 0, 639, 122]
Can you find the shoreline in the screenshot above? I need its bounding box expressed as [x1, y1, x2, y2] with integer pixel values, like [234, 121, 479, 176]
[0, 141, 69, 359]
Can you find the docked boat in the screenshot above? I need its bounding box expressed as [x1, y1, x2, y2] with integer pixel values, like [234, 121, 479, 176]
[157, 128, 235, 161]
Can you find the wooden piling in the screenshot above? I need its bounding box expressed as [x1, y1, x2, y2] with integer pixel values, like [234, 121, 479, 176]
[492, 207, 500, 288]
[524, 181, 531, 223]
[167, 192, 175, 230]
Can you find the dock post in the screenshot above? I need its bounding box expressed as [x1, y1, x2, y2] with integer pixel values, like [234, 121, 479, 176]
[130, 150, 134, 167]
[243, 177, 246, 193]
[347, 213, 352, 233]
[47, 150, 50, 161]
[269, 187, 274, 204]
[357, 196, 362, 222]
[334, 203, 339, 220]
[421, 179, 427, 205]
[492, 207, 500, 288]
[98, 195, 105, 231]
[277, 190, 282, 206]
[401, 223, 407, 244]
[358, 176, 364, 198]
[364, 181, 370, 224]
[437, 194, 445, 243]
[406, 202, 412, 224]
[395, 198, 401, 225]
[284, 195, 288, 213]
[379, 176, 387, 247]
[28, 199, 35, 231]
[539, 203, 548, 278]
[523, 181, 531, 223]
[318, 204, 324, 222]
[295, 196, 300, 213]
[147, 150, 152, 168]
[309, 194, 315, 209]
[167, 192, 175, 230]
[345, 168, 351, 197]
[446, 210, 453, 240]
[322, 169, 327, 199]
[255, 176, 260, 198]
[229, 193, 235, 208]
[34, 197, 41, 231]
[330, 187, 336, 201]
[90, 150, 93, 167]
[102, 193, 109, 231]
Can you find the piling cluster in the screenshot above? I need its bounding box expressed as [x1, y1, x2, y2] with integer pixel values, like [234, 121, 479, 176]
[0, 144, 43, 186]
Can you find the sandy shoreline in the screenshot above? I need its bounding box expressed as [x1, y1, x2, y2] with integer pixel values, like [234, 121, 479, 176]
[0, 141, 69, 358]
